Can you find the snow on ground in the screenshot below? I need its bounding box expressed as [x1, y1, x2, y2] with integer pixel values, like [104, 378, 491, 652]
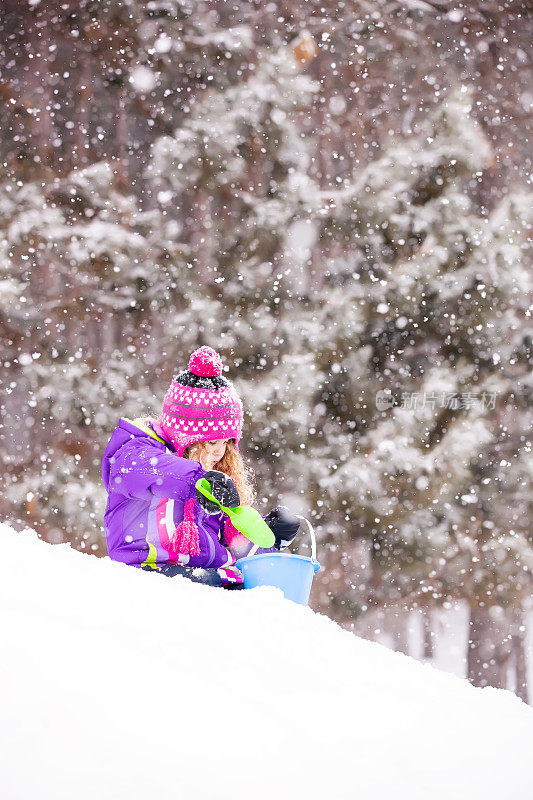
[2, 523, 532, 800]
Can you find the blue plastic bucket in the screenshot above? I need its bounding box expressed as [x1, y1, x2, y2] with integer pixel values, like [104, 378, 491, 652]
[235, 552, 320, 605]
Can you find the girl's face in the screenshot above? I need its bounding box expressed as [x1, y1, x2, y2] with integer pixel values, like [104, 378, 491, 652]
[199, 438, 231, 470]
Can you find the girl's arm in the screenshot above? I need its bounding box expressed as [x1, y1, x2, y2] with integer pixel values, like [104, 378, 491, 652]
[220, 517, 277, 560]
[106, 438, 205, 502]
[220, 507, 300, 559]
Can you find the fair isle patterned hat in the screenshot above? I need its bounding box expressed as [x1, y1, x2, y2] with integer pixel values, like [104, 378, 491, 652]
[159, 346, 243, 457]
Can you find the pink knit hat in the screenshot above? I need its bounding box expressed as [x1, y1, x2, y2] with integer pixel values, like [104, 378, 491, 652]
[159, 346, 243, 457]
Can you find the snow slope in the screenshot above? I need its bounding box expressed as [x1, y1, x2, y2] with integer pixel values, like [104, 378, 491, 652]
[2, 523, 532, 800]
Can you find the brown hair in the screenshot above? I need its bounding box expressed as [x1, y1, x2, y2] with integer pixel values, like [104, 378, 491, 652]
[183, 439, 256, 506]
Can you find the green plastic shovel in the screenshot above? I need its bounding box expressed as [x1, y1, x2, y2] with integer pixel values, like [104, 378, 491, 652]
[195, 477, 275, 548]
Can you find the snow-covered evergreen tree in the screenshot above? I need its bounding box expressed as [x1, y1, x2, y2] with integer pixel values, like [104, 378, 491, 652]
[145, 31, 321, 505]
[301, 89, 533, 686]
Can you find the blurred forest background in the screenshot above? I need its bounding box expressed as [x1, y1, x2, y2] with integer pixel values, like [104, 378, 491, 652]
[0, 1, 531, 699]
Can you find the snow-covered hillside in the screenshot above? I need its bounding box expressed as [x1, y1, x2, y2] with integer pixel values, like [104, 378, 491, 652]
[2, 523, 532, 800]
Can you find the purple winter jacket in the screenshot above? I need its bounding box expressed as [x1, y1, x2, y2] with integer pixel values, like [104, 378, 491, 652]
[102, 417, 268, 584]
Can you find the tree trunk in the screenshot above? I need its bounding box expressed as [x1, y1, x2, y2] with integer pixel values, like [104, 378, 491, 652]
[73, 56, 92, 168]
[28, 14, 54, 168]
[114, 85, 129, 190]
[190, 188, 213, 285]
[390, 609, 409, 655]
[510, 606, 528, 704]
[422, 607, 434, 660]
[467, 604, 513, 689]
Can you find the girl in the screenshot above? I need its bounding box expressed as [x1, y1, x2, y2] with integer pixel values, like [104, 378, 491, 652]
[101, 346, 300, 588]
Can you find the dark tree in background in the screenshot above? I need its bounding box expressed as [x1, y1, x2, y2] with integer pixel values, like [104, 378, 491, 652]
[0, 1, 531, 698]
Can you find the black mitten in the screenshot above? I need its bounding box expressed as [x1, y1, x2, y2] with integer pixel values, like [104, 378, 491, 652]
[264, 506, 301, 550]
[196, 470, 240, 515]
